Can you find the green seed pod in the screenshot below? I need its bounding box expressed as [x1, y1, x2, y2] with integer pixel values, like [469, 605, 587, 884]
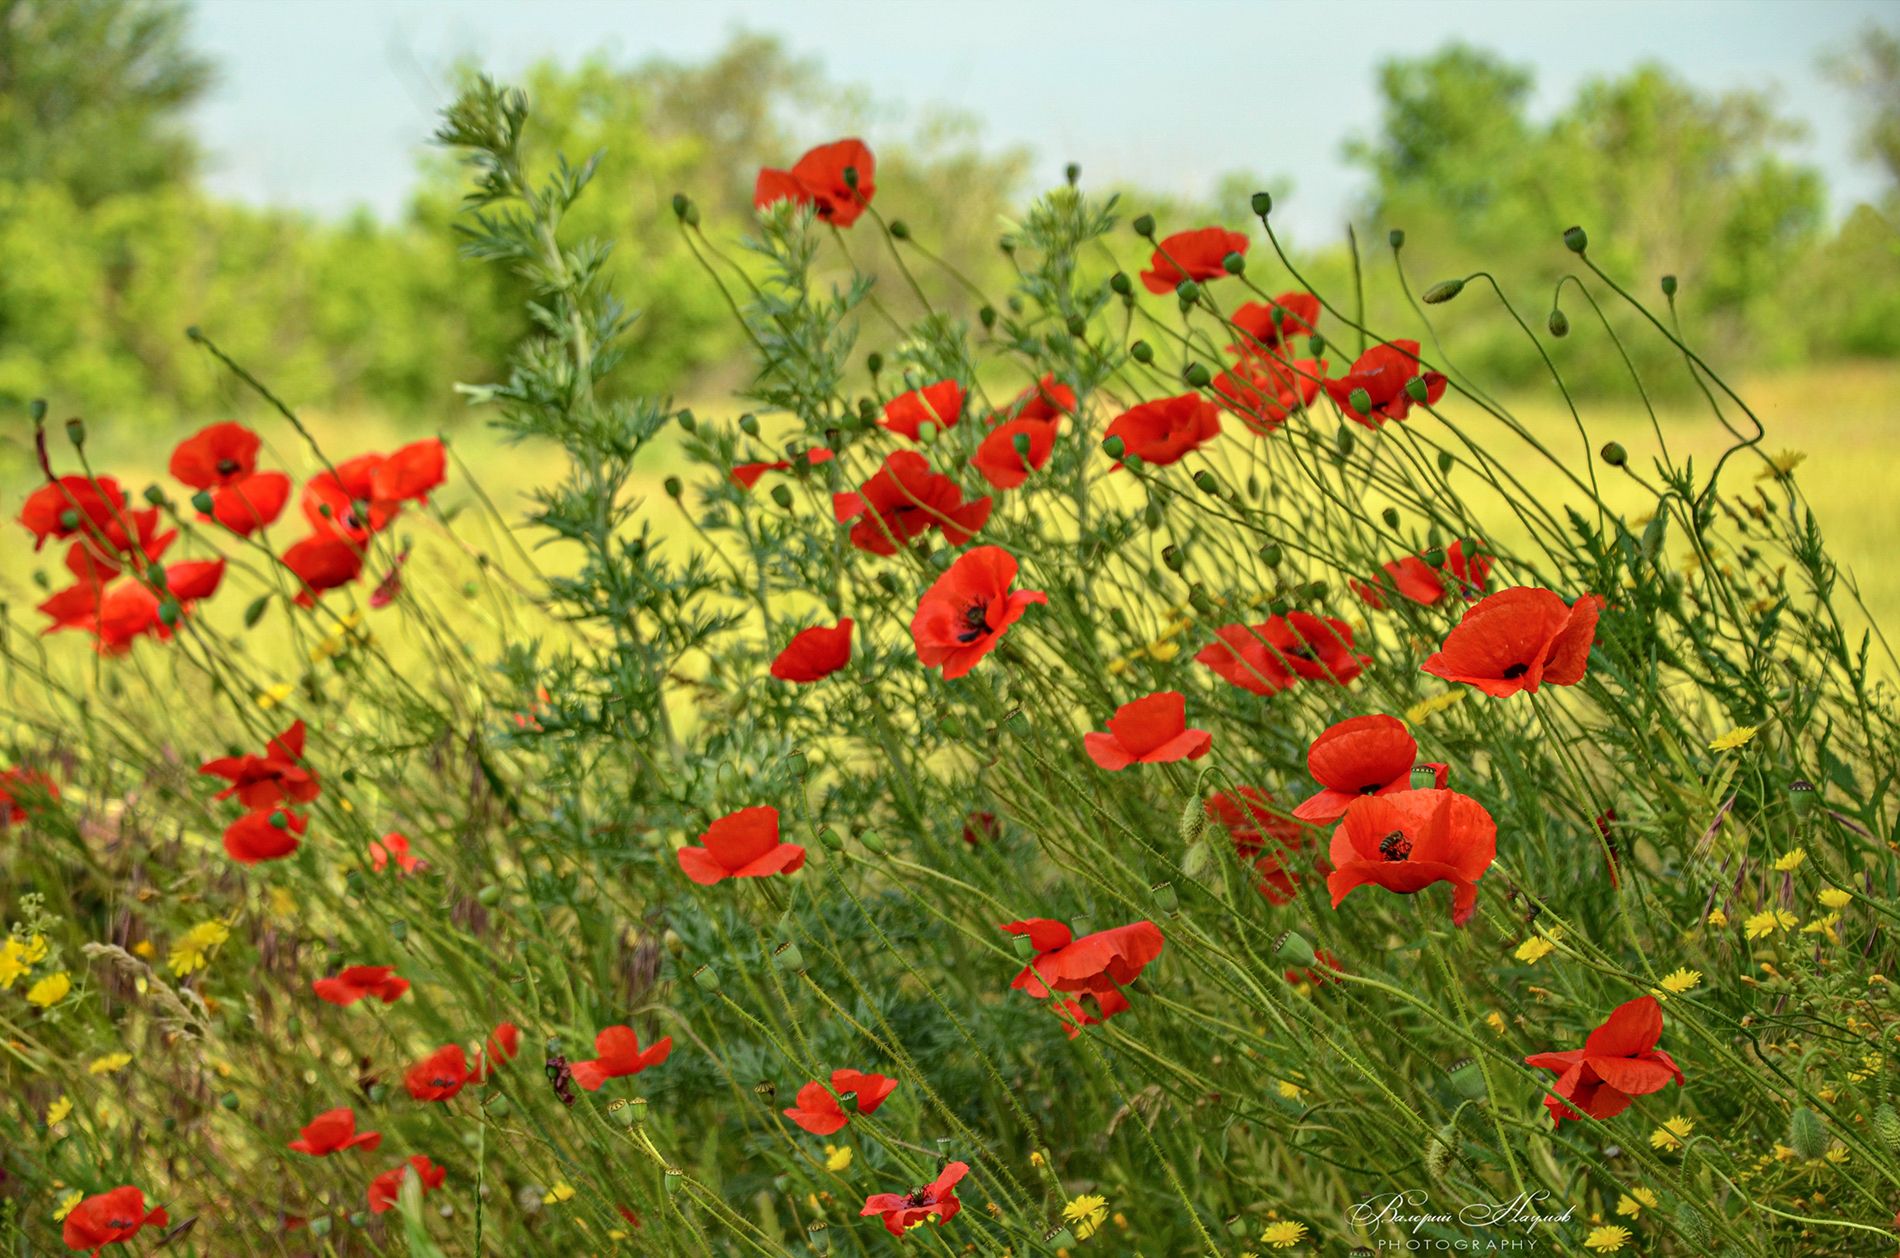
[1381, 507, 1400, 529]
[1143, 501, 1163, 530]
[979, 305, 997, 329]
[1437, 450, 1455, 473]
[663, 476, 682, 499]
[1258, 542, 1283, 567]
[1347, 387, 1372, 416]
[664, 1166, 685, 1195]
[59, 508, 81, 530]
[1012, 432, 1032, 460]
[309, 1216, 332, 1237]
[1600, 441, 1628, 467]
[807, 1220, 831, 1253]
[1193, 470, 1220, 496]
[1272, 931, 1317, 970]
[866, 351, 883, 374]
[1175, 279, 1201, 304]
[692, 964, 720, 992]
[1103, 435, 1127, 460]
[1129, 340, 1154, 365]
[1132, 213, 1156, 238]
[1789, 1105, 1826, 1160]
[1222, 251, 1245, 275]
[1422, 278, 1464, 304]
[1162, 545, 1186, 572]
[1661, 274, 1679, 297]
[888, 219, 909, 240]
[476, 884, 502, 906]
[141, 484, 166, 507]
[1337, 428, 1357, 458]
[243, 595, 270, 628]
[1184, 362, 1211, 388]
[773, 941, 806, 972]
[1787, 779, 1817, 815]
[676, 408, 696, 432]
[819, 827, 843, 851]
[737, 412, 759, 436]
[670, 192, 692, 220]
[1447, 1058, 1488, 1101]
[770, 484, 794, 510]
[64, 417, 86, 447]
[220, 1091, 239, 1110]
[1404, 375, 1431, 404]
[1388, 228, 1406, 249]
[1306, 333, 1325, 358]
[1251, 191, 1273, 217]
[1548, 309, 1570, 338]
[858, 829, 885, 854]
[1012, 932, 1038, 961]
[1064, 162, 1081, 186]
[1109, 271, 1132, 296]
[488, 1095, 511, 1118]
[1563, 225, 1588, 253]
[1044, 1225, 1077, 1247]
[1673, 1203, 1711, 1246]
[1065, 313, 1087, 338]
[190, 489, 216, 515]
[1150, 880, 1179, 914]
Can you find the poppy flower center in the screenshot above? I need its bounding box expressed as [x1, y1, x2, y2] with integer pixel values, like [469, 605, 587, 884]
[430, 1075, 454, 1087]
[956, 600, 993, 644]
[1502, 662, 1530, 679]
[1286, 644, 1319, 662]
[1358, 782, 1383, 795]
[1378, 830, 1413, 861]
[216, 458, 242, 476]
[902, 1189, 934, 1208]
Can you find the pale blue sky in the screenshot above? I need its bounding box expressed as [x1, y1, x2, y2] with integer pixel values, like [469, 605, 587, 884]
[188, 0, 1892, 239]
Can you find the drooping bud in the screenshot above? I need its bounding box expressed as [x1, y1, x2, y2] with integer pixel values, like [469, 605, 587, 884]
[670, 194, 699, 227]
[1109, 271, 1132, 296]
[1547, 309, 1570, 338]
[888, 219, 910, 240]
[1129, 340, 1154, 365]
[1563, 225, 1588, 254]
[1599, 441, 1628, 467]
[1183, 362, 1211, 388]
[1424, 1124, 1456, 1179]
[1178, 793, 1207, 846]
[1132, 213, 1156, 238]
[1422, 278, 1464, 304]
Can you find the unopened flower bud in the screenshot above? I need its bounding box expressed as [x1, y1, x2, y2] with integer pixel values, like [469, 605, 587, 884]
[1381, 507, 1400, 528]
[663, 476, 682, 499]
[1066, 313, 1087, 338]
[1258, 542, 1282, 567]
[738, 412, 759, 436]
[1872, 1103, 1899, 1151]
[1388, 228, 1405, 249]
[1221, 252, 1245, 275]
[1424, 1126, 1455, 1179]
[770, 484, 793, 510]
[1306, 333, 1325, 358]
[1175, 279, 1201, 304]
[1193, 470, 1219, 496]
[670, 194, 699, 226]
[888, 219, 910, 240]
[1673, 1204, 1711, 1246]
[866, 351, 883, 374]
[1162, 545, 1185, 572]
[1599, 441, 1628, 467]
[1661, 274, 1678, 297]
[1422, 278, 1464, 304]
[1109, 271, 1132, 296]
[1102, 435, 1126, 460]
[1183, 362, 1211, 388]
[1251, 191, 1273, 217]
[1064, 162, 1081, 186]
[979, 305, 997, 329]
[1563, 225, 1588, 253]
[1132, 213, 1156, 238]
[1012, 432, 1032, 460]
[1547, 309, 1570, 338]
[1129, 340, 1154, 365]
[841, 165, 859, 189]
[676, 408, 696, 432]
[1438, 450, 1454, 473]
[191, 489, 215, 515]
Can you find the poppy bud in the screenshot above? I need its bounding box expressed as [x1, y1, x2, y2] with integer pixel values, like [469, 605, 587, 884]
[349, 1211, 369, 1228]
[664, 1166, 685, 1195]
[888, 219, 910, 240]
[770, 484, 794, 510]
[692, 964, 720, 992]
[663, 476, 682, 499]
[1789, 1105, 1826, 1160]
[1381, 507, 1401, 529]
[1183, 362, 1211, 388]
[819, 827, 843, 851]
[220, 1091, 239, 1109]
[1437, 451, 1454, 473]
[1193, 470, 1220, 496]
[1132, 213, 1156, 238]
[979, 305, 997, 329]
[1563, 225, 1588, 253]
[866, 351, 883, 375]
[1065, 313, 1087, 338]
[841, 165, 859, 190]
[1222, 252, 1245, 275]
[1162, 545, 1185, 572]
[1305, 334, 1325, 359]
[1129, 340, 1154, 365]
[1447, 1058, 1488, 1101]
[736, 412, 759, 436]
[29, 397, 47, 421]
[1109, 271, 1132, 296]
[1102, 435, 1126, 460]
[808, 1220, 831, 1252]
[858, 829, 885, 853]
[64, 416, 86, 447]
[1244, 189, 1272, 217]
[677, 408, 696, 432]
[1347, 387, 1372, 416]
[184, 488, 215, 516]
[1388, 228, 1405, 249]
[774, 941, 805, 972]
[1272, 930, 1316, 969]
[309, 1217, 332, 1237]
[999, 236, 1016, 255]
[1175, 279, 1201, 304]
[1178, 793, 1206, 846]
[1661, 274, 1678, 297]
[1404, 376, 1430, 404]
[142, 484, 168, 508]
[1673, 1204, 1711, 1246]
[1013, 933, 1038, 961]
[1599, 441, 1627, 467]
[1422, 278, 1464, 304]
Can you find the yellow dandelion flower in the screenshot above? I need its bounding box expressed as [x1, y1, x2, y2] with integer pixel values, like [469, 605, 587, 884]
[1063, 1194, 1109, 1240]
[1514, 935, 1557, 965]
[1824, 1144, 1849, 1165]
[1614, 1187, 1658, 1217]
[824, 1144, 853, 1172]
[1706, 906, 1728, 928]
[53, 1189, 83, 1222]
[1584, 1224, 1632, 1252]
[25, 971, 70, 1007]
[0, 941, 31, 990]
[46, 1095, 72, 1126]
[167, 919, 231, 977]
[1485, 1011, 1508, 1035]
[256, 682, 294, 709]
[1744, 909, 1796, 940]
[1405, 689, 1466, 725]
[1755, 450, 1806, 480]
[1260, 1220, 1308, 1249]
[1772, 847, 1806, 872]
[131, 940, 157, 959]
[1146, 640, 1181, 663]
[1654, 968, 1702, 1000]
[1817, 887, 1851, 910]
[1276, 1080, 1304, 1101]
[1708, 725, 1759, 752]
[1029, 1151, 1046, 1168]
[1649, 1116, 1694, 1151]
[1801, 913, 1840, 941]
[1772, 1143, 1797, 1163]
[88, 1053, 132, 1076]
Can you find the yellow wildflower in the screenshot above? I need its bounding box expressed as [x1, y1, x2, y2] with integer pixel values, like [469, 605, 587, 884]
[1260, 1220, 1308, 1249]
[1772, 1143, 1797, 1163]
[542, 1183, 575, 1204]
[1706, 906, 1728, 928]
[88, 1053, 132, 1075]
[131, 940, 156, 959]
[1755, 450, 1806, 480]
[53, 1189, 83, 1222]
[1063, 1194, 1109, 1240]
[1824, 1144, 1849, 1165]
[1514, 934, 1557, 965]
[1146, 640, 1180, 663]
[1772, 847, 1806, 872]
[25, 971, 70, 1007]
[1708, 725, 1758, 752]
[46, 1095, 72, 1126]
[1584, 1224, 1632, 1252]
[1818, 887, 1851, 910]
[1744, 909, 1796, 940]
[168, 919, 231, 977]
[1649, 1116, 1694, 1151]
[1654, 968, 1702, 999]
[1485, 1011, 1508, 1035]
[1801, 913, 1840, 941]
[256, 682, 295, 709]
[1029, 1151, 1046, 1168]
[1615, 1187, 1658, 1217]
[1276, 1080, 1305, 1101]
[824, 1144, 853, 1172]
[1405, 689, 1466, 725]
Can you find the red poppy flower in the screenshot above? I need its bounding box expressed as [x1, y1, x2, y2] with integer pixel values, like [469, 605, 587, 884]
[302, 454, 398, 543]
[289, 1107, 382, 1156]
[861, 1161, 967, 1237]
[223, 806, 307, 864]
[207, 472, 292, 536]
[1293, 714, 1439, 823]
[1525, 995, 1683, 1128]
[831, 1068, 898, 1113]
[571, 1025, 673, 1091]
[882, 381, 964, 440]
[367, 1155, 446, 1214]
[1228, 293, 1321, 355]
[973, 417, 1059, 490]
[1212, 355, 1323, 436]
[1140, 226, 1249, 293]
[1003, 919, 1165, 1013]
[1196, 613, 1368, 694]
[771, 619, 853, 683]
[1050, 988, 1132, 1037]
[1103, 394, 1221, 466]
[61, 1185, 167, 1256]
[1325, 789, 1497, 926]
[1083, 691, 1212, 770]
[171, 422, 261, 488]
[371, 438, 447, 503]
[909, 545, 1046, 679]
[369, 832, 422, 874]
[1203, 787, 1314, 903]
[405, 1044, 470, 1102]
[1323, 340, 1447, 427]
[281, 534, 365, 607]
[1352, 539, 1493, 609]
[20, 475, 124, 551]
[677, 804, 806, 884]
[369, 548, 409, 608]
[1422, 587, 1602, 697]
[961, 810, 999, 845]
[833, 451, 992, 556]
[783, 1080, 849, 1135]
[754, 138, 876, 227]
[200, 719, 320, 808]
[90, 583, 163, 654]
[312, 964, 410, 1007]
[0, 767, 59, 825]
[65, 507, 174, 583]
[999, 375, 1075, 425]
[162, 558, 226, 605]
[732, 447, 834, 490]
[472, 1022, 520, 1081]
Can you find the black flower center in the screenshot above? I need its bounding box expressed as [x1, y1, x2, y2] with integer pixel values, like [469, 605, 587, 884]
[1502, 662, 1530, 679]
[1358, 782, 1383, 795]
[1379, 830, 1412, 861]
[216, 458, 241, 476]
[902, 1189, 933, 1208]
[956, 601, 992, 644]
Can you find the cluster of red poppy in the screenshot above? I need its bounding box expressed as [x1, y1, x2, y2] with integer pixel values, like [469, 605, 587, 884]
[199, 720, 320, 864]
[782, 1068, 899, 1134]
